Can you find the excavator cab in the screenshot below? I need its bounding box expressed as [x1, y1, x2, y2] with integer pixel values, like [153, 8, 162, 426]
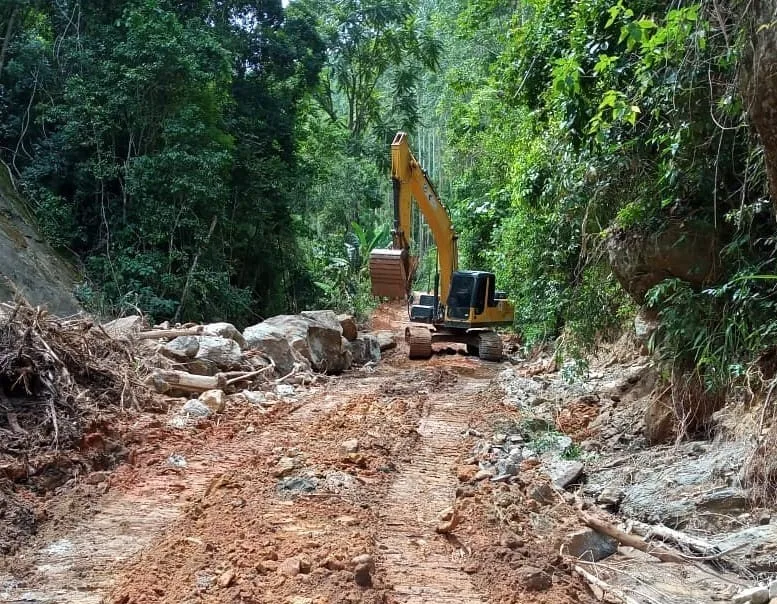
[443, 271, 513, 327]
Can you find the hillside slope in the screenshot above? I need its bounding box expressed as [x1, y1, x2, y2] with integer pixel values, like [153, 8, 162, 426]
[0, 168, 80, 314]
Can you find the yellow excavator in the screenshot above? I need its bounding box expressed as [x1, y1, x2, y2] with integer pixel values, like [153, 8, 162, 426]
[369, 132, 514, 361]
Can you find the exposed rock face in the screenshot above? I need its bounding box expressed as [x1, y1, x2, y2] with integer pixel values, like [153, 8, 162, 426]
[0, 171, 81, 315]
[606, 220, 721, 304]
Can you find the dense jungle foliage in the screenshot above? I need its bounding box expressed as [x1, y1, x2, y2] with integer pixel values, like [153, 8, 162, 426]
[1, 0, 777, 393]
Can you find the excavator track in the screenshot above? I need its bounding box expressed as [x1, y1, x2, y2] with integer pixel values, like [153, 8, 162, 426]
[477, 331, 503, 362]
[406, 326, 433, 359]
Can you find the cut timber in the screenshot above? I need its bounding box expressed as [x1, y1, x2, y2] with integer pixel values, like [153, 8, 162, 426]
[406, 326, 432, 359]
[629, 520, 720, 557]
[148, 370, 227, 394]
[135, 327, 203, 341]
[477, 331, 503, 362]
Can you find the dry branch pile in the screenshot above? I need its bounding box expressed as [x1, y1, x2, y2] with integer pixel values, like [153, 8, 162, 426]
[0, 302, 152, 478]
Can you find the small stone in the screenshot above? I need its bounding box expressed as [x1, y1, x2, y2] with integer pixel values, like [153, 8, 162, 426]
[549, 460, 584, 489]
[276, 384, 295, 397]
[759, 511, 772, 526]
[273, 456, 297, 478]
[259, 560, 279, 573]
[85, 471, 111, 485]
[218, 569, 235, 587]
[597, 487, 624, 506]
[181, 399, 212, 418]
[288, 597, 313, 604]
[298, 556, 312, 574]
[354, 564, 372, 587]
[732, 586, 769, 604]
[340, 438, 360, 457]
[456, 465, 479, 482]
[770, 580, 777, 598]
[495, 459, 518, 477]
[278, 557, 302, 577]
[199, 389, 226, 414]
[455, 485, 476, 498]
[517, 566, 552, 591]
[462, 560, 480, 573]
[529, 483, 556, 505]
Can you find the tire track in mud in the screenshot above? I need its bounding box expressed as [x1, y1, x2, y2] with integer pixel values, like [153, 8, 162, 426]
[0, 383, 375, 604]
[378, 374, 492, 604]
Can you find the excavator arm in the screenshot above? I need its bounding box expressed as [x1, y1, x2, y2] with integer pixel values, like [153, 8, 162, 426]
[369, 132, 458, 303]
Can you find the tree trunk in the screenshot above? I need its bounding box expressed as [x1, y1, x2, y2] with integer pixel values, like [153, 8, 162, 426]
[742, 0, 777, 216]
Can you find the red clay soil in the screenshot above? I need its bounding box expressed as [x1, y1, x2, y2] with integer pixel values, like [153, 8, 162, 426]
[2, 303, 596, 604]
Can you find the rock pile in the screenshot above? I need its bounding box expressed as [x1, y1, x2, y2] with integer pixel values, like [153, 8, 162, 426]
[142, 310, 394, 422]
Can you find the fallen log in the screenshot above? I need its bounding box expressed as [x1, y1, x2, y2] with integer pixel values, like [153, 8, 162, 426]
[574, 565, 641, 604]
[148, 369, 227, 394]
[135, 327, 203, 341]
[629, 520, 719, 557]
[578, 511, 687, 564]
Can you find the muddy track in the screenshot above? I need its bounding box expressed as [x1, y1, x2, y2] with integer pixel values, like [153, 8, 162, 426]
[1, 351, 584, 604]
[0, 385, 369, 603]
[377, 376, 489, 603]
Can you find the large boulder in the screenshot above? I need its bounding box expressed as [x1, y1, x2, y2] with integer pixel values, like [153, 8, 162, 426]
[243, 326, 306, 375]
[195, 336, 243, 370]
[163, 335, 200, 359]
[244, 312, 351, 374]
[301, 310, 342, 332]
[607, 219, 721, 304]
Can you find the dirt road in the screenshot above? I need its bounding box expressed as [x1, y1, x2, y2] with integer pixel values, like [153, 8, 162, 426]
[0, 307, 590, 604]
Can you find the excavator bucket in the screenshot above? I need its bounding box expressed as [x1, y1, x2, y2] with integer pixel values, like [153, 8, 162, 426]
[369, 248, 411, 298]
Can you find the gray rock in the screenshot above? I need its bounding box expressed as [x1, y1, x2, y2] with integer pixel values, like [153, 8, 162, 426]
[634, 308, 659, 343]
[277, 476, 318, 498]
[195, 336, 243, 369]
[564, 528, 618, 562]
[275, 384, 295, 397]
[243, 326, 304, 375]
[202, 322, 246, 348]
[372, 330, 396, 351]
[181, 399, 212, 418]
[733, 586, 769, 604]
[714, 524, 777, 572]
[546, 460, 584, 489]
[301, 310, 343, 332]
[164, 335, 200, 358]
[244, 313, 349, 374]
[597, 487, 624, 506]
[770, 580, 777, 598]
[495, 459, 518, 477]
[346, 334, 381, 365]
[308, 324, 350, 373]
[697, 487, 749, 513]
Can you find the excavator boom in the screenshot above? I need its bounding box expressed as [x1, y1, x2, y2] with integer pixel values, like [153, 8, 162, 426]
[368, 132, 458, 301]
